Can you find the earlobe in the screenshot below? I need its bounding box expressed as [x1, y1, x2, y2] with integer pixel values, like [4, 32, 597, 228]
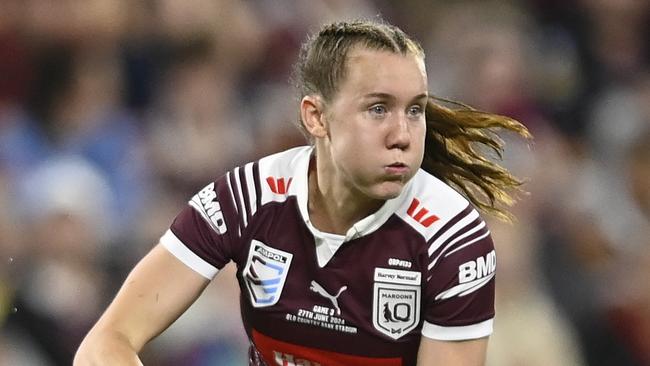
[300, 95, 328, 138]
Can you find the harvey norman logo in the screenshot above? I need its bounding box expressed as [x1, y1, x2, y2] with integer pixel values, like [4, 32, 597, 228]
[435, 250, 496, 301]
[374, 268, 421, 285]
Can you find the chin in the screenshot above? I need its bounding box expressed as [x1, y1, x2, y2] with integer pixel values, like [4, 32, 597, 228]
[370, 181, 406, 200]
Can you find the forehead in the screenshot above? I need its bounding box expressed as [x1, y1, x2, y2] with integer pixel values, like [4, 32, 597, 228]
[339, 48, 427, 98]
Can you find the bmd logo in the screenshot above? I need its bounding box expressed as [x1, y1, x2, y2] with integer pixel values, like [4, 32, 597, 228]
[459, 250, 496, 284]
[435, 250, 496, 301]
[189, 182, 227, 234]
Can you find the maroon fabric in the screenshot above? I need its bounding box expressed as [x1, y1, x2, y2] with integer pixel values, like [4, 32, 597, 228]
[169, 160, 495, 365]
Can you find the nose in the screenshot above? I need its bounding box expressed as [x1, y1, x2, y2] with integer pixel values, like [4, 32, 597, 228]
[386, 114, 411, 150]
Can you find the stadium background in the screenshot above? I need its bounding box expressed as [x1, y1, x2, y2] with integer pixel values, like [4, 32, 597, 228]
[0, 0, 648, 365]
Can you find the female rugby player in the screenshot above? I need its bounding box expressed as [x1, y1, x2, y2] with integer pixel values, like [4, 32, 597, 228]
[75, 19, 529, 366]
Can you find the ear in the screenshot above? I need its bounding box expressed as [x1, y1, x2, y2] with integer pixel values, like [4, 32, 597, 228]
[300, 95, 328, 138]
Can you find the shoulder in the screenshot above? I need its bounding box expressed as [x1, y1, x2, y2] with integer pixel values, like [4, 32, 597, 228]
[207, 146, 311, 231]
[254, 145, 311, 203]
[163, 146, 312, 270]
[218, 144, 310, 199]
[258, 145, 312, 172]
[255, 145, 311, 194]
[186, 145, 310, 234]
[394, 169, 480, 243]
[408, 169, 470, 213]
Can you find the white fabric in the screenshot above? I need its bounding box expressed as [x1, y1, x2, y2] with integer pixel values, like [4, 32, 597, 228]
[290, 147, 411, 266]
[160, 229, 219, 279]
[312, 229, 346, 267]
[421, 318, 493, 341]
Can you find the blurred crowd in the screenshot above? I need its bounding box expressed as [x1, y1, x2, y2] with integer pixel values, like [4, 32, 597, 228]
[0, 0, 648, 365]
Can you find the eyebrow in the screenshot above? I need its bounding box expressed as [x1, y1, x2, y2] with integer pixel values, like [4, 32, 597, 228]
[362, 92, 428, 103]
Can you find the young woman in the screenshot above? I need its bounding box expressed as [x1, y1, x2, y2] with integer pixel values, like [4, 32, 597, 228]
[75, 20, 530, 366]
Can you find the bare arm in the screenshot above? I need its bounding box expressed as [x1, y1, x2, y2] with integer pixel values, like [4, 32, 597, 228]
[417, 336, 488, 366]
[74, 244, 210, 365]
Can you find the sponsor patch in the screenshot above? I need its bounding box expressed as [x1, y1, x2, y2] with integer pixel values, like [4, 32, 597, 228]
[189, 182, 227, 234]
[243, 240, 293, 307]
[435, 249, 496, 301]
[373, 268, 421, 340]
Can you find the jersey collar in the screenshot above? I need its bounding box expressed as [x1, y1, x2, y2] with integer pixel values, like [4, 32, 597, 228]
[293, 146, 411, 242]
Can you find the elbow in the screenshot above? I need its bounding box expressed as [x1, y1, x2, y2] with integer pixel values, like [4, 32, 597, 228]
[74, 331, 101, 366]
[73, 328, 142, 366]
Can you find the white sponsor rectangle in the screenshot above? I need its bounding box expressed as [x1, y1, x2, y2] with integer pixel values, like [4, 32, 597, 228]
[374, 267, 421, 286]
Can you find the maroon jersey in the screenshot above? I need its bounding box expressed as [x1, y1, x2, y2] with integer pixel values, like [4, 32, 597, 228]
[161, 146, 496, 366]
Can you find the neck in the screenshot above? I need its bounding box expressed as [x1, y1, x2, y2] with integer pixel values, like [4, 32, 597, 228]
[307, 153, 384, 235]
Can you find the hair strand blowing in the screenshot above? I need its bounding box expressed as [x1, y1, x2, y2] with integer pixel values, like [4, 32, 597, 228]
[423, 96, 532, 222]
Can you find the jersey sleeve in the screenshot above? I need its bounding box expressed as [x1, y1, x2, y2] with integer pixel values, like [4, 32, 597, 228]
[422, 206, 496, 341]
[159, 174, 240, 280]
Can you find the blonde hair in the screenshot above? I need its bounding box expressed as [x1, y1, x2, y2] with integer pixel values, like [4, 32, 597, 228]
[424, 97, 531, 221]
[295, 20, 531, 221]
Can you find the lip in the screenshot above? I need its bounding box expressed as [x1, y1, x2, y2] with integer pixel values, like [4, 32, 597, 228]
[384, 163, 410, 175]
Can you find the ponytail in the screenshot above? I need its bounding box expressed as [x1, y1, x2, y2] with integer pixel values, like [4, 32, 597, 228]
[423, 97, 532, 221]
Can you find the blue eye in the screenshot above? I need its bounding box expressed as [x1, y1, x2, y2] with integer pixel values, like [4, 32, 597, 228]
[408, 105, 423, 117]
[369, 104, 387, 116]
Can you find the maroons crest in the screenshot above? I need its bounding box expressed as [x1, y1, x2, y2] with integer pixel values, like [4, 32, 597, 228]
[372, 268, 421, 340]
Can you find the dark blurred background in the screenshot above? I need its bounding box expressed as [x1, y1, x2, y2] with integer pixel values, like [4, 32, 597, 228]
[0, 0, 648, 365]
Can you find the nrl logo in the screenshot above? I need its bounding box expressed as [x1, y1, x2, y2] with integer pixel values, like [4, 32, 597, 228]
[372, 268, 421, 340]
[243, 240, 293, 307]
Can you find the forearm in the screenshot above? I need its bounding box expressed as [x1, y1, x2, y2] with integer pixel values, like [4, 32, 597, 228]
[74, 329, 144, 366]
[417, 337, 488, 366]
[74, 245, 209, 365]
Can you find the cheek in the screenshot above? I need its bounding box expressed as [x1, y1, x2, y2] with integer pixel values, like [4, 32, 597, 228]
[331, 134, 377, 176]
[337, 140, 374, 168]
[412, 123, 426, 150]
[329, 120, 371, 154]
[408, 126, 426, 170]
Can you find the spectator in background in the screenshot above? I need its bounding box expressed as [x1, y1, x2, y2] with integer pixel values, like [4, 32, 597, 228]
[27, 46, 150, 241]
[606, 128, 650, 365]
[5, 156, 114, 365]
[145, 35, 255, 194]
[487, 212, 585, 366]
